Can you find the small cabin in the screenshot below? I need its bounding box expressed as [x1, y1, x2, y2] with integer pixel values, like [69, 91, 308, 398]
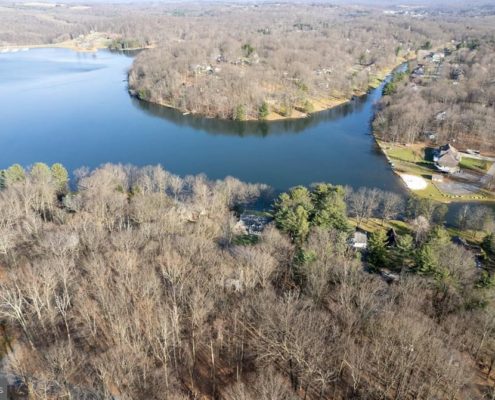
[351, 231, 368, 250]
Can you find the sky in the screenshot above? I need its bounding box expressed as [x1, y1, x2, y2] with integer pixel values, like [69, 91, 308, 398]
[7, 0, 495, 6]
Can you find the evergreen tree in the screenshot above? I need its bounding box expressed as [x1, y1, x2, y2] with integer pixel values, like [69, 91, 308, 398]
[0, 170, 5, 190]
[310, 183, 350, 231]
[51, 163, 69, 193]
[416, 227, 450, 276]
[233, 104, 246, 121]
[274, 186, 313, 243]
[258, 101, 269, 119]
[417, 243, 438, 275]
[397, 233, 416, 267]
[30, 162, 51, 183]
[274, 184, 350, 245]
[4, 164, 25, 186]
[368, 229, 388, 269]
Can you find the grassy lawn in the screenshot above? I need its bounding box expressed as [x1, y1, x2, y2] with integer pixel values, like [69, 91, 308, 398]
[349, 217, 487, 247]
[377, 141, 495, 203]
[385, 146, 420, 163]
[446, 226, 487, 246]
[460, 157, 493, 173]
[379, 142, 449, 201]
[349, 217, 411, 235]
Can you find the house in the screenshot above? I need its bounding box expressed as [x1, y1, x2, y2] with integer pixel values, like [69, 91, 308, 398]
[351, 231, 368, 250]
[435, 111, 447, 122]
[423, 52, 444, 63]
[239, 213, 271, 235]
[411, 65, 425, 79]
[433, 144, 461, 173]
[431, 52, 444, 63]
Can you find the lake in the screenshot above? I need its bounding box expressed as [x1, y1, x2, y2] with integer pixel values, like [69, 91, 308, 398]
[0, 48, 404, 193]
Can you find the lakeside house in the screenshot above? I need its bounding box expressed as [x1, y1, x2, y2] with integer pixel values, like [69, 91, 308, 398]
[411, 64, 425, 81]
[433, 143, 461, 173]
[351, 230, 368, 250]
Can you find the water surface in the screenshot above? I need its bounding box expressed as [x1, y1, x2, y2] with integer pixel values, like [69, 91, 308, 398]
[0, 48, 403, 193]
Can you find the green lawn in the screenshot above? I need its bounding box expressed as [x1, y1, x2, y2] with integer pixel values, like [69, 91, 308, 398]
[460, 157, 493, 173]
[385, 146, 420, 163]
[349, 217, 411, 235]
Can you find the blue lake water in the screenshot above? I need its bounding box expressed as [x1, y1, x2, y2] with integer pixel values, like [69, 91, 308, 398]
[0, 48, 403, 193]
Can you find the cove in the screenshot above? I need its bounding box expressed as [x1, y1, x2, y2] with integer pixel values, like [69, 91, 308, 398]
[0, 48, 403, 193]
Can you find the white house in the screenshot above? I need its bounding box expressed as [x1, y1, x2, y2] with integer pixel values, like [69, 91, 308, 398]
[351, 231, 368, 250]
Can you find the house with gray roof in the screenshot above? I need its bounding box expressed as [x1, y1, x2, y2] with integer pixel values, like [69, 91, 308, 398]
[433, 143, 461, 173]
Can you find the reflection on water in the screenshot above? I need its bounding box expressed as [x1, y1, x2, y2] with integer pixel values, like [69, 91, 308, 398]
[132, 94, 369, 137]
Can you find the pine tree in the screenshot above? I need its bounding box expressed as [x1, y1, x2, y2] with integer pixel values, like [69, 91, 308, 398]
[51, 163, 69, 194]
[258, 101, 269, 119]
[368, 230, 388, 269]
[4, 164, 25, 186]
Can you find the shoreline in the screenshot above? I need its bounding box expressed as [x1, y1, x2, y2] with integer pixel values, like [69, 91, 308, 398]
[0, 43, 153, 53]
[0, 35, 153, 54]
[0, 42, 108, 53]
[130, 57, 411, 123]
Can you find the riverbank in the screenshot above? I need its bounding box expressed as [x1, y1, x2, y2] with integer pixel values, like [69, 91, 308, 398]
[131, 55, 412, 123]
[0, 32, 153, 53]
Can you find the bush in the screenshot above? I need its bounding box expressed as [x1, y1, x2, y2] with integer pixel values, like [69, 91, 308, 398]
[302, 100, 314, 113]
[258, 101, 270, 119]
[233, 104, 247, 121]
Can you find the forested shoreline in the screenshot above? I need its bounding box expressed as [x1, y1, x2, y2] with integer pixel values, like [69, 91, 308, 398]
[2, 162, 495, 399]
[127, 5, 447, 120]
[3, 1, 495, 120]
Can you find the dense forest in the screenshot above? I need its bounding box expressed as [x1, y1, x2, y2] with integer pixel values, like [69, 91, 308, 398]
[374, 35, 495, 151]
[2, 163, 495, 399]
[127, 5, 457, 120]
